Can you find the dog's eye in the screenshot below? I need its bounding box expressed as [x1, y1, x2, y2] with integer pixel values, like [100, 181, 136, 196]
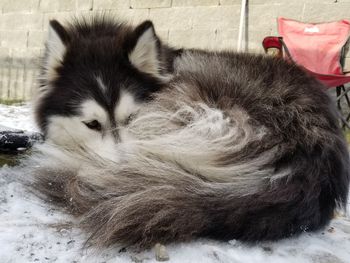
[124, 113, 136, 125]
[83, 120, 102, 131]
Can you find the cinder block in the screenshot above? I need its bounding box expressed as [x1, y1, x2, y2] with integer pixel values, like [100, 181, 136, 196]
[156, 30, 169, 42]
[57, 0, 75, 12]
[172, 0, 219, 7]
[249, 0, 290, 4]
[275, 4, 304, 21]
[152, 6, 241, 31]
[39, 0, 58, 12]
[219, 0, 242, 5]
[250, 0, 334, 4]
[150, 7, 193, 30]
[302, 3, 350, 23]
[254, 0, 339, 2]
[0, 47, 10, 58]
[23, 66, 39, 100]
[168, 29, 217, 49]
[39, 0, 76, 12]
[10, 47, 42, 59]
[0, 14, 43, 31]
[108, 9, 150, 25]
[0, 31, 28, 49]
[216, 29, 270, 53]
[2, 0, 40, 13]
[248, 4, 304, 34]
[215, 29, 237, 50]
[130, 0, 171, 9]
[43, 12, 75, 30]
[93, 0, 129, 10]
[247, 29, 272, 53]
[191, 6, 241, 30]
[28, 31, 45, 48]
[76, 0, 93, 11]
[217, 25, 271, 53]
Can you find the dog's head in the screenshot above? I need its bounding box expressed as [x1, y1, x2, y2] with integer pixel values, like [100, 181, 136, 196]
[35, 16, 177, 156]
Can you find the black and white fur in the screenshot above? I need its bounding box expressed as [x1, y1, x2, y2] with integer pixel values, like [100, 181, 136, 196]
[30, 16, 350, 249]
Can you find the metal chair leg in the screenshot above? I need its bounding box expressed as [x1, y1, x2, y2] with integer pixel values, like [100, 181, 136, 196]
[340, 114, 350, 129]
[341, 85, 350, 107]
[336, 85, 342, 111]
[336, 85, 350, 129]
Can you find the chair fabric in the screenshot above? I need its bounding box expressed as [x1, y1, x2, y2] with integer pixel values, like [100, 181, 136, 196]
[277, 17, 350, 87]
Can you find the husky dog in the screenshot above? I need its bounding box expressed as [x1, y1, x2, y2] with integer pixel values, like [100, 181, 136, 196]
[31, 16, 349, 248]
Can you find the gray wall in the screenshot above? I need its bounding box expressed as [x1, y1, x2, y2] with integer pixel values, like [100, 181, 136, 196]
[0, 0, 350, 100]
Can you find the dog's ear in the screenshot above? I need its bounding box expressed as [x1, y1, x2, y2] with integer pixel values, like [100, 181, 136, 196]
[44, 20, 70, 81]
[128, 21, 163, 78]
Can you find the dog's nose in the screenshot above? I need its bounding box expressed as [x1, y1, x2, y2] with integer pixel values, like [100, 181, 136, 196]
[102, 121, 120, 143]
[106, 118, 120, 143]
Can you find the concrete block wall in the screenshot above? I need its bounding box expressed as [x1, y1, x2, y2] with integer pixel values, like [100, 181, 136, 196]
[0, 0, 350, 100]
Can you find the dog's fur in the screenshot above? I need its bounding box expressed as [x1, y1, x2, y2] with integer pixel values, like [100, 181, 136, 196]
[29, 16, 350, 248]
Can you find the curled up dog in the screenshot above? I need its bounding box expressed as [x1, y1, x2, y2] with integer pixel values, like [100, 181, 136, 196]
[25, 16, 350, 249]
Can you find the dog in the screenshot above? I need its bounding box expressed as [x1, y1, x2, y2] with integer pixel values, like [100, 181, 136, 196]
[30, 16, 350, 248]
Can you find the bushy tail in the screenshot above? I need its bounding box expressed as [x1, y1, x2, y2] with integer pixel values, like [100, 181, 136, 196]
[30, 144, 348, 248]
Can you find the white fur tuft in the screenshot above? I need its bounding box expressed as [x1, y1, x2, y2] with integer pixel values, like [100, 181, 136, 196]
[44, 24, 67, 82]
[129, 27, 161, 77]
[114, 91, 140, 123]
[124, 99, 282, 191]
[95, 76, 107, 92]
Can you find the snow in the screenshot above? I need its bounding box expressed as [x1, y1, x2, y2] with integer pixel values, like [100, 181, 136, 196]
[1, 103, 350, 263]
[0, 103, 38, 132]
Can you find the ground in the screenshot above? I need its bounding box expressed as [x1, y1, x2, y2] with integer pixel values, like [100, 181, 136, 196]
[1, 103, 350, 263]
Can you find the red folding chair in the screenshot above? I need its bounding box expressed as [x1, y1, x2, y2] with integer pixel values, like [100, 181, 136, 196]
[263, 17, 350, 128]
